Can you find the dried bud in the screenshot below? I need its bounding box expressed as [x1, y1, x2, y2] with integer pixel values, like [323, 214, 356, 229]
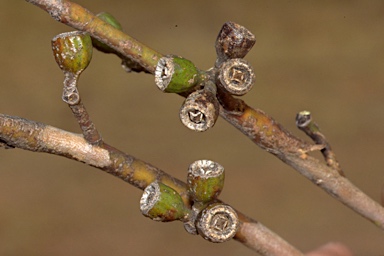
[215, 21, 256, 66]
[155, 55, 201, 93]
[51, 31, 93, 76]
[196, 203, 239, 243]
[218, 58, 255, 96]
[140, 181, 189, 222]
[187, 160, 225, 203]
[295, 110, 312, 128]
[179, 82, 219, 132]
[295, 110, 321, 136]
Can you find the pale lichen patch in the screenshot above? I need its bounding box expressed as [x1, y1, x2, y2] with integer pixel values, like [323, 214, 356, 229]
[40, 126, 111, 167]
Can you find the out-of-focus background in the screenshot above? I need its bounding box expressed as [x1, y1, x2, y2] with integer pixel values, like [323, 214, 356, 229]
[1, 1, 384, 255]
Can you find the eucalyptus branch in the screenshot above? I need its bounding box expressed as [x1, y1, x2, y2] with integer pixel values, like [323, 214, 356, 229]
[0, 113, 303, 255]
[11, 0, 384, 252]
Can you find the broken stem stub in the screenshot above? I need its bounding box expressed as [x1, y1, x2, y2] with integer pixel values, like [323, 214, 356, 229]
[296, 111, 344, 176]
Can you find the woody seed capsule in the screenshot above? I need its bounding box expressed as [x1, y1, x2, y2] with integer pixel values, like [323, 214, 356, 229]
[196, 203, 239, 243]
[155, 55, 202, 93]
[179, 82, 219, 132]
[51, 31, 93, 76]
[187, 159, 225, 203]
[215, 21, 256, 66]
[218, 58, 255, 96]
[140, 181, 189, 222]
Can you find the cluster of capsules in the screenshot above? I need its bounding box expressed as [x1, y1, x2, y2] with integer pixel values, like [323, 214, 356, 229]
[144, 22, 257, 242]
[140, 160, 239, 243]
[155, 21, 256, 132]
[50, 15, 255, 243]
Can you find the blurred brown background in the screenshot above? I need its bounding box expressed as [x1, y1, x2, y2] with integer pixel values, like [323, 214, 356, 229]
[1, 1, 384, 255]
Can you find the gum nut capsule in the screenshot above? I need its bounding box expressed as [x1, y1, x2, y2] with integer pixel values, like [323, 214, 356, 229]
[179, 88, 219, 132]
[140, 181, 188, 222]
[155, 55, 200, 93]
[196, 203, 239, 243]
[215, 21, 256, 63]
[187, 159, 225, 203]
[218, 58, 255, 96]
[51, 31, 93, 76]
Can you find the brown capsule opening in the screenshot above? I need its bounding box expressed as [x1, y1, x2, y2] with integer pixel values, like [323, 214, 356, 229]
[188, 109, 206, 124]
